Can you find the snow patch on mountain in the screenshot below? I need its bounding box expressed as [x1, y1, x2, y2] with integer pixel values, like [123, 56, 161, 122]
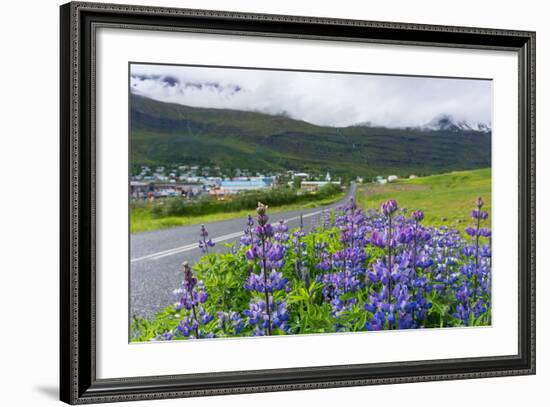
[423, 114, 491, 133]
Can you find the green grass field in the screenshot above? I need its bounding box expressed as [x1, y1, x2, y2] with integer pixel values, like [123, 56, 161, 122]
[131, 169, 490, 233]
[357, 168, 491, 229]
[131, 192, 345, 234]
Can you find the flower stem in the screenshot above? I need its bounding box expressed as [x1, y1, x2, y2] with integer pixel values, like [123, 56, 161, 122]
[261, 236, 272, 335]
[191, 303, 200, 338]
[472, 215, 481, 304]
[387, 214, 393, 330]
[412, 220, 418, 272]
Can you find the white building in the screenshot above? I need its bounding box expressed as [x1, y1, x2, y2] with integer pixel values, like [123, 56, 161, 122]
[220, 177, 274, 194]
[301, 180, 341, 192]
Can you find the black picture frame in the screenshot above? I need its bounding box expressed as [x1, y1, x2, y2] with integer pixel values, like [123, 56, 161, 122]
[60, 2, 536, 404]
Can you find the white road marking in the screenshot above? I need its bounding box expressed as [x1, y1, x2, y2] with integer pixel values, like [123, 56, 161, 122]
[130, 208, 328, 263]
[150, 231, 244, 260]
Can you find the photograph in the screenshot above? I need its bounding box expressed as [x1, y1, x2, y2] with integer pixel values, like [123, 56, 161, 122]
[55, 2, 538, 403]
[129, 63, 493, 341]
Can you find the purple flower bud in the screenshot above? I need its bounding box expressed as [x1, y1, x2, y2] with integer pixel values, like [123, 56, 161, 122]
[182, 262, 197, 291]
[412, 210, 424, 221]
[381, 199, 398, 217]
[198, 224, 215, 253]
[247, 214, 254, 227]
[256, 202, 269, 226]
[476, 196, 484, 209]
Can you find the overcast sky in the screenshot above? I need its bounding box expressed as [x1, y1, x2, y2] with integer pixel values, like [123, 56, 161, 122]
[130, 64, 492, 128]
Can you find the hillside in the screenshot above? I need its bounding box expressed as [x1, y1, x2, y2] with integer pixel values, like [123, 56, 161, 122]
[357, 168, 491, 229]
[130, 94, 491, 178]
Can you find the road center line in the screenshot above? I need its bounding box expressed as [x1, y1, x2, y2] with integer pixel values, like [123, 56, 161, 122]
[130, 208, 328, 263]
[151, 231, 244, 260]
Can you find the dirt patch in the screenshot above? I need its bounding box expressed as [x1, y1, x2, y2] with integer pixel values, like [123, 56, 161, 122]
[363, 183, 430, 196]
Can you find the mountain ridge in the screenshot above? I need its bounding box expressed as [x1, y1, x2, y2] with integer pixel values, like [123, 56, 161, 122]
[422, 114, 491, 133]
[130, 93, 491, 178]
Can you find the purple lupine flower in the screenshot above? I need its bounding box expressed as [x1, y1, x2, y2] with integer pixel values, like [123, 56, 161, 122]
[478, 227, 491, 237]
[381, 199, 399, 327]
[153, 332, 175, 341]
[240, 215, 255, 246]
[244, 270, 288, 293]
[274, 219, 289, 242]
[412, 210, 424, 222]
[470, 209, 489, 220]
[245, 246, 258, 260]
[468, 197, 490, 304]
[381, 199, 398, 217]
[157, 190, 492, 338]
[244, 298, 290, 335]
[465, 226, 477, 237]
[370, 230, 386, 248]
[471, 197, 488, 219]
[198, 224, 215, 254]
[396, 227, 414, 244]
[177, 316, 199, 337]
[217, 311, 244, 335]
[243, 202, 290, 335]
[172, 262, 212, 339]
[476, 196, 484, 208]
[256, 202, 269, 226]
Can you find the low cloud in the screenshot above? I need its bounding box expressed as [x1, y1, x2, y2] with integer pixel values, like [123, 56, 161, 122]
[130, 64, 492, 128]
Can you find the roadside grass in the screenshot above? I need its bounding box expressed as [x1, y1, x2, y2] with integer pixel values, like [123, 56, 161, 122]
[357, 168, 491, 230]
[131, 192, 345, 233]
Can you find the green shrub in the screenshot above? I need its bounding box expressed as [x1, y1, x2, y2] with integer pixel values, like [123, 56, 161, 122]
[139, 185, 343, 219]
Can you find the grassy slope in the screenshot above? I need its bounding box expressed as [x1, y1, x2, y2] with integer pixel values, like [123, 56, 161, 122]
[130, 94, 491, 178]
[131, 192, 345, 233]
[357, 168, 491, 229]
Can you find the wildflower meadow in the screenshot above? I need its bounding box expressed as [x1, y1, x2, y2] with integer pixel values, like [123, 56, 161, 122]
[131, 196, 492, 341]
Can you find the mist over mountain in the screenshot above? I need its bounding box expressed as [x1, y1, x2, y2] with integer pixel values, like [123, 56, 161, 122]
[130, 94, 491, 178]
[130, 65, 493, 128]
[422, 114, 492, 133]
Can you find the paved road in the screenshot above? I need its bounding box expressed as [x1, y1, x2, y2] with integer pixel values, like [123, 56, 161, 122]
[130, 184, 357, 318]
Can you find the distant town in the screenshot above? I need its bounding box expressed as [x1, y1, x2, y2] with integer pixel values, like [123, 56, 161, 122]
[130, 164, 416, 201]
